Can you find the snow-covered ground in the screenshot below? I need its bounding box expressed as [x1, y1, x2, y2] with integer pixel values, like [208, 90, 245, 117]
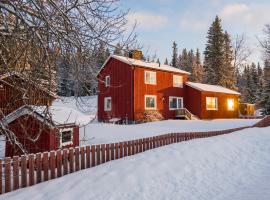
[2, 126, 270, 200]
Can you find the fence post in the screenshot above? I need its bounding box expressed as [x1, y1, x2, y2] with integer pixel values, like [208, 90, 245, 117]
[105, 144, 110, 162]
[124, 142, 128, 157]
[115, 143, 119, 159]
[56, 150, 62, 178]
[80, 147, 85, 170]
[119, 142, 123, 158]
[91, 145, 96, 167]
[110, 143, 115, 160]
[128, 141, 132, 155]
[42, 152, 49, 181]
[131, 141, 135, 155]
[36, 153, 42, 184]
[101, 144, 106, 163]
[13, 156, 19, 190]
[29, 154, 35, 186]
[21, 155, 27, 188]
[4, 157, 11, 193]
[49, 151, 56, 179]
[86, 146, 91, 168]
[139, 139, 142, 152]
[75, 147, 80, 171]
[69, 148, 74, 173]
[96, 145, 101, 165]
[63, 149, 68, 175]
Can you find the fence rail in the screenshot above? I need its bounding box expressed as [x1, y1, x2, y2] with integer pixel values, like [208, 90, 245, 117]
[0, 115, 269, 195]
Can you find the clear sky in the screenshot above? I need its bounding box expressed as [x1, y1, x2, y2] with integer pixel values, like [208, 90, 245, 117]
[120, 0, 270, 64]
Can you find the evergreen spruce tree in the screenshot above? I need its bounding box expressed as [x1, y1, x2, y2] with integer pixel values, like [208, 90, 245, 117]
[192, 48, 204, 82]
[171, 41, 178, 67]
[156, 58, 160, 64]
[261, 60, 270, 114]
[164, 58, 169, 65]
[178, 48, 189, 70]
[242, 65, 254, 103]
[204, 16, 225, 85]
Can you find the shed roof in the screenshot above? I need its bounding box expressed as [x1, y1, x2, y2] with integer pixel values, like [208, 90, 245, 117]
[186, 82, 240, 95]
[99, 55, 190, 75]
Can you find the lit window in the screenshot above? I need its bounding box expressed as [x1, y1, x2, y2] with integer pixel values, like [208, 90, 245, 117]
[144, 71, 156, 85]
[206, 97, 218, 110]
[169, 97, 183, 110]
[105, 76, 110, 87]
[227, 99, 234, 111]
[173, 75, 183, 88]
[145, 95, 156, 110]
[60, 128, 73, 147]
[104, 97, 112, 111]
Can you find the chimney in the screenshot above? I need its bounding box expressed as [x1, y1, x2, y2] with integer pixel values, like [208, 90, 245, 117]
[128, 50, 142, 60]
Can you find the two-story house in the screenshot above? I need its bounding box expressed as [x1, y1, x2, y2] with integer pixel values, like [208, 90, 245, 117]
[97, 51, 240, 122]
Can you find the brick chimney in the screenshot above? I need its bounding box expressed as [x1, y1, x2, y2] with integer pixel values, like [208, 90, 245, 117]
[128, 50, 142, 60]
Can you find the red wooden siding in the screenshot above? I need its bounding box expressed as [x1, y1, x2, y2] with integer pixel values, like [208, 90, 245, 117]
[98, 58, 134, 121]
[133, 67, 189, 120]
[184, 85, 202, 118]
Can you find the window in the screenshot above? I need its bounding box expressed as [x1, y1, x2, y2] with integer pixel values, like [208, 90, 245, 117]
[173, 75, 183, 88]
[227, 99, 235, 111]
[0, 84, 4, 90]
[104, 97, 112, 111]
[206, 97, 218, 110]
[144, 71, 156, 85]
[60, 128, 73, 147]
[169, 97, 183, 110]
[145, 95, 157, 110]
[105, 76, 110, 87]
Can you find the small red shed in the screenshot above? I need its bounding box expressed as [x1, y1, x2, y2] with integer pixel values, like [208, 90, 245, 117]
[2, 105, 79, 157]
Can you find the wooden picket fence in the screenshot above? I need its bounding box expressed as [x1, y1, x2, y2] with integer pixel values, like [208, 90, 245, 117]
[1, 125, 258, 195]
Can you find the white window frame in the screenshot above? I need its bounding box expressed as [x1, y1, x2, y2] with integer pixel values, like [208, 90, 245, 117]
[104, 97, 112, 111]
[169, 96, 184, 110]
[227, 98, 235, 111]
[60, 128, 73, 147]
[145, 95, 157, 110]
[206, 97, 218, 111]
[144, 71, 156, 85]
[173, 75, 183, 88]
[105, 75, 110, 87]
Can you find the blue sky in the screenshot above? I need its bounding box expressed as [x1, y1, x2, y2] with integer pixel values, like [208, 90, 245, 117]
[120, 0, 270, 64]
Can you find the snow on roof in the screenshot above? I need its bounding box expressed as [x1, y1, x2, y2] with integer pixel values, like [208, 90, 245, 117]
[99, 55, 190, 75]
[186, 82, 240, 95]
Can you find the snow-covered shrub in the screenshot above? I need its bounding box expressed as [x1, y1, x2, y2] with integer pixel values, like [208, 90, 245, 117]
[136, 111, 164, 122]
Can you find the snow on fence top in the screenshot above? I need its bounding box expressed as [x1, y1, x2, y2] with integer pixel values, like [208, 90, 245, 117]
[186, 82, 241, 95]
[100, 55, 191, 74]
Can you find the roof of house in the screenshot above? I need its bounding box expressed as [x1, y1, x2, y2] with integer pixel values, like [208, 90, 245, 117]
[0, 72, 57, 98]
[99, 55, 190, 75]
[1, 105, 90, 127]
[186, 82, 241, 95]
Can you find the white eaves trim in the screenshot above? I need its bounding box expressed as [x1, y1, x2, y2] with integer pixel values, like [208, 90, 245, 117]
[98, 55, 190, 75]
[186, 82, 240, 95]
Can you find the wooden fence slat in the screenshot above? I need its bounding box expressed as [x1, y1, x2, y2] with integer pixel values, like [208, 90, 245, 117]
[63, 149, 68, 175]
[42, 152, 49, 181]
[4, 157, 11, 193]
[146, 138, 149, 150]
[56, 150, 62, 178]
[49, 151, 56, 179]
[13, 156, 19, 190]
[29, 154, 35, 186]
[21, 155, 27, 188]
[124, 142, 128, 156]
[105, 144, 110, 162]
[128, 141, 132, 155]
[91, 145, 96, 167]
[0, 159, 2, 194]
[115, 143, 119, 159]
[131, 141, 135, 155]
[119, 142, 123, 158]
[110, 143, 115, 160]
[96, 145, 101, 165]
[86, 146, 91, 168]
[36, 153, 42, 184]
[75, 147, 80, 171]
[101, 144, 106, 163]
[139, 139, 142, 152]
[69, 148, 74, 173]
[134, 140, 138, 154]
[80, 147, 85, 170]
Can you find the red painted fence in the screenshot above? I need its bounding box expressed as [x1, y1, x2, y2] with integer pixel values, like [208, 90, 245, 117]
[0, 116, 269, 195]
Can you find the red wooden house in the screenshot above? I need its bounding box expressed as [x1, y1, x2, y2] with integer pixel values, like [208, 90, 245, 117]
[2, 105, 79, 157]
[97, 51, 241, 122]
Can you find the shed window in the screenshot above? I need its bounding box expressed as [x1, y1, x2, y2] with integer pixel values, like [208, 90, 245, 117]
[145, 95, 157, 110]
[145, 71, 156, 85]
[173, 75, 183, 88]
[169, 97, 183, 110]
[206, 97, 218, 110]
[0, 84, 4, 90]
[227, 99, 235, 111]
[104, 97, 112, 111]
[60, 128, 73, 147]
[105, 76, 110, 87]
